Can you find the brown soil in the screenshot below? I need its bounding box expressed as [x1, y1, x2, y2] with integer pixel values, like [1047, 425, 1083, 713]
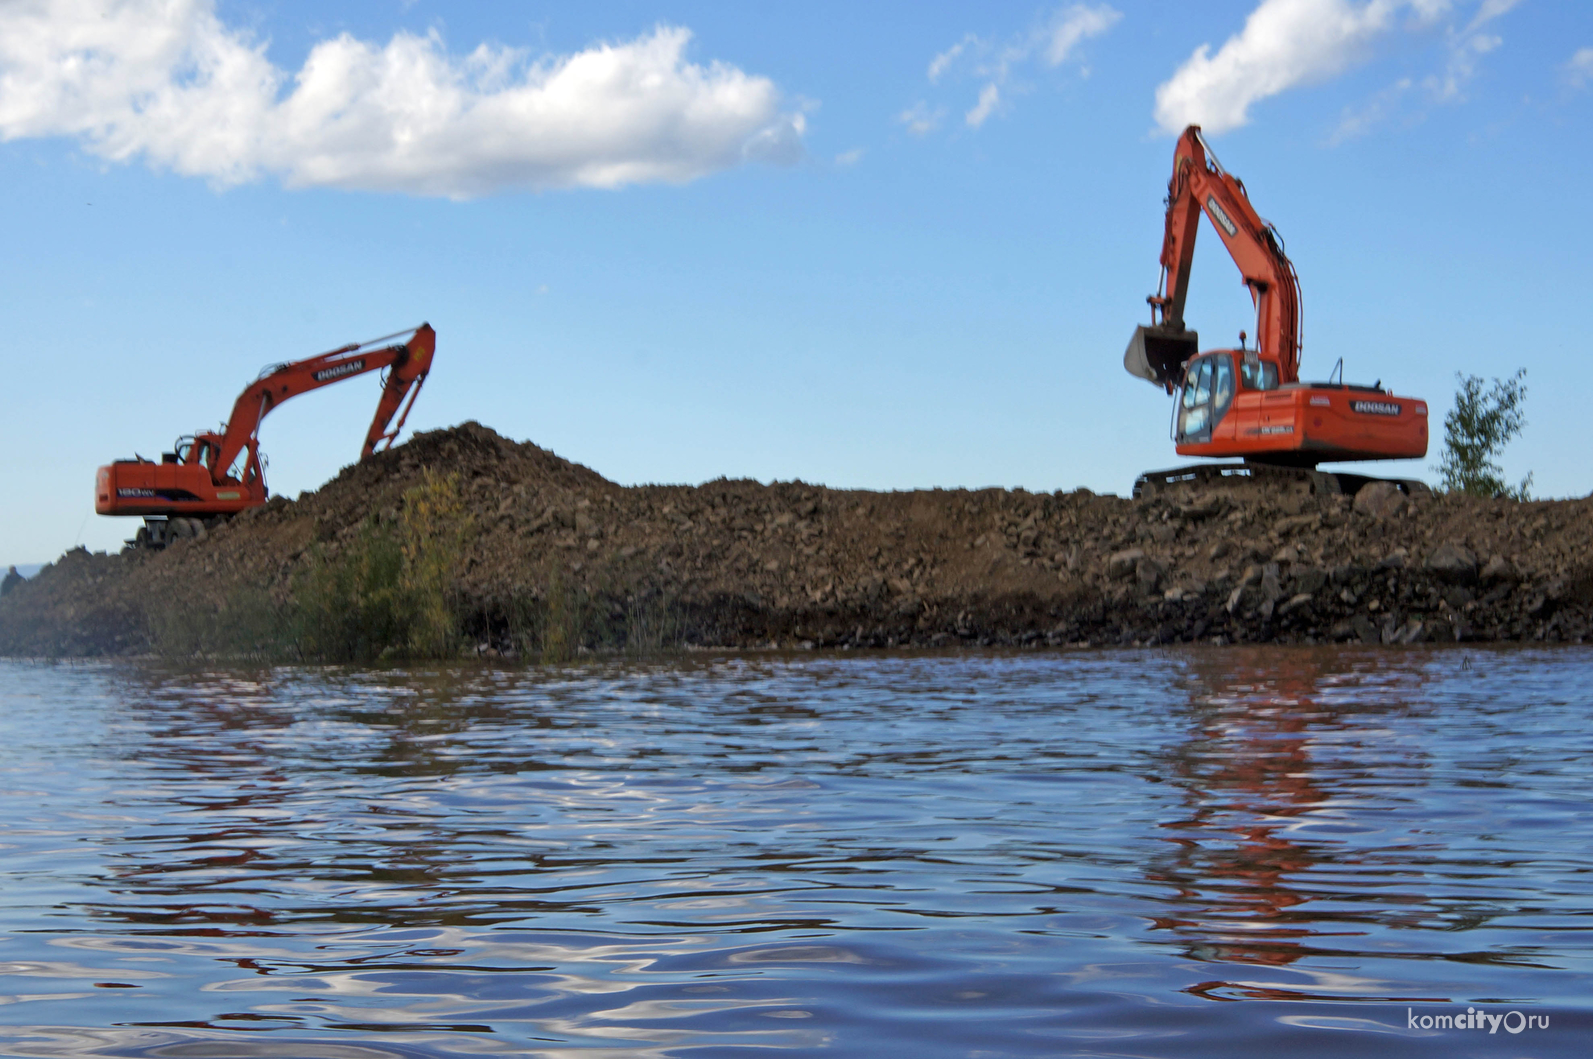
[4, 421, 1592, 657]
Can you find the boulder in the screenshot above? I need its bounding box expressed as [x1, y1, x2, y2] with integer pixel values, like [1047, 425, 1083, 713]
[1292, 566, 1328, 596]
[1260, 564, 1283, 605]
[1107, 549, 1144, 581]
[1276, 513, 1320, 536]
[1425, 542, 1478, 584]
[1479, 555, 1517, 584]
[1354, 481, 1407, 519]
[1331, 564, 1362, 586]
[1176, 498, 1222, 520]
[1331, 614, 1379, 643]
[1278, 592, 1313, 618]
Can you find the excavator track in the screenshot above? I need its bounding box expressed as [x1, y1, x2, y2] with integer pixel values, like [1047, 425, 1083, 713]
[1131, 461, 1431, 502]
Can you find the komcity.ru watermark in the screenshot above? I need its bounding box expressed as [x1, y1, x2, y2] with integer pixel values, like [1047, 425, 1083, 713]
[1408, 1007, 1549, 1033]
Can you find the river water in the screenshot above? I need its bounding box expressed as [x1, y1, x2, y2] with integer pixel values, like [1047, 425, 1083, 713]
[0, 648, 1588, 1057]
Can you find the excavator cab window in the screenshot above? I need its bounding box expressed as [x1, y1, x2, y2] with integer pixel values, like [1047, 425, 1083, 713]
[1213, 354, 1235, 418]
[1176, 354, 1238, 443]
[1176, 357, 1215, 441]
[1241, 358, 1279, 391]
[228, 444, 260, 487]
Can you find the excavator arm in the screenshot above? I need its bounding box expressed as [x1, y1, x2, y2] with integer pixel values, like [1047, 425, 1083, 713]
[212, 323, 436, 486]
[97, 324, 436, 527]
[1125, 126, 1301, 390]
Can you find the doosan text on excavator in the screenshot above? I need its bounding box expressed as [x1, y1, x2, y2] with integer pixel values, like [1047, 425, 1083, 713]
[96, 324, 435, 548]
[1125, 126, 1428, 498]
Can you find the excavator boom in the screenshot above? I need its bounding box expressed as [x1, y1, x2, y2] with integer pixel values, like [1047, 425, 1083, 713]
[1123, 128, 1425, 468]
[214, 324, 435, 478]
[95, 324, 435, 540]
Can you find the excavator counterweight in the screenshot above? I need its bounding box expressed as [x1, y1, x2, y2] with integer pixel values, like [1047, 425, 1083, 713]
[95, 324, 435, 547]
[1127, 128, 1426, 476]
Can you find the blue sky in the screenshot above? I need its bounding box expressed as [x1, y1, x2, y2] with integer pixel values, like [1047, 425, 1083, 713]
[3, 0, 1590, 564]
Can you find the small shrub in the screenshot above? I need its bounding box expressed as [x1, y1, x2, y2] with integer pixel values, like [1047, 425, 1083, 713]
[1438, 370, 1532, 499]
[400, 469, 470, 657]
[293, 519, 409, 661]
[501, 568, 682, 664]
[292, 469, 471, 661]
[621, 591, 684, 655]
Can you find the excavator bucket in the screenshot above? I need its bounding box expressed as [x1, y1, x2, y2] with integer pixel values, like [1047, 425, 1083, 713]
[1124, 324, 1198, 389]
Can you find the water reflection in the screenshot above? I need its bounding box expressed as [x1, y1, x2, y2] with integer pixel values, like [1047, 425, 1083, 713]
[0, 651, 1588, 1057]
[1148, 649, 1414, 975]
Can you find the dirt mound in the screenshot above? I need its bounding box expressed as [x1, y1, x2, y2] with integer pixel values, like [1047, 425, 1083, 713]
[4, 421, 1592, 657]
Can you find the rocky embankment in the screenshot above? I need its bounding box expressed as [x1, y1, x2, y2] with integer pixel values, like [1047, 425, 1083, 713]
[3, 422, 1590, 657]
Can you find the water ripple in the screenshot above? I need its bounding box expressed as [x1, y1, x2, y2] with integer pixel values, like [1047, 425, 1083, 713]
[1, 647, 1590, 1055]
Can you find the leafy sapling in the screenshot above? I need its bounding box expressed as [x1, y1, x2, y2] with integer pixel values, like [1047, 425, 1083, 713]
[1437, 370, 1532, 500]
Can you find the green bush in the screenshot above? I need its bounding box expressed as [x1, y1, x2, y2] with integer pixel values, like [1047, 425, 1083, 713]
[293, 469, 471, 661]
[1438, 370, 1532, 499]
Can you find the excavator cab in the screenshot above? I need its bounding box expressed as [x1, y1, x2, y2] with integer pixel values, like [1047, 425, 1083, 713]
[1172, 349, 1287, 446]
[170, 436, 221, 470]
[1173, 352, 1235, 444]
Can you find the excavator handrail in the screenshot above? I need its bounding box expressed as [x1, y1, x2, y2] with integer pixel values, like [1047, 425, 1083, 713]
[350, 326, 428, 350]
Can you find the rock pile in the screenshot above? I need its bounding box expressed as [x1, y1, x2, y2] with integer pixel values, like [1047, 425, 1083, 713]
[3, 422, 1591, 656]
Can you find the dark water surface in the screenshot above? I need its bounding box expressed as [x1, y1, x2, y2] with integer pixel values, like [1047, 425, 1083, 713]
[1, 648, 1589, 1057]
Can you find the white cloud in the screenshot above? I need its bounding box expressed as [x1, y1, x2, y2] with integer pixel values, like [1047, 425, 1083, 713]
[0, 0, 804, 197]
[1044, 4, 1123, 66]
[1328, 76, 1412, 142]
[834, 146, 864, 166]
[1154, 0, 1410, 135]
[1425, 0, 1520, 100]
[1426, 28, 1499, 100]
[918, 4, 1118, 131]
[898, 101, 944, 136]
[1570, 47, 1593, 88]
[928, 36, 973, 83]
[965, 83, 1001, 127]
[1154, 0, 1522, 135]
[1471, 0, 1522, 24]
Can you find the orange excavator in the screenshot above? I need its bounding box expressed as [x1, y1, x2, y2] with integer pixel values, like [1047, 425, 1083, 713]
[96, 324, 435, 548]
[1125, 127, 1427, 496]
